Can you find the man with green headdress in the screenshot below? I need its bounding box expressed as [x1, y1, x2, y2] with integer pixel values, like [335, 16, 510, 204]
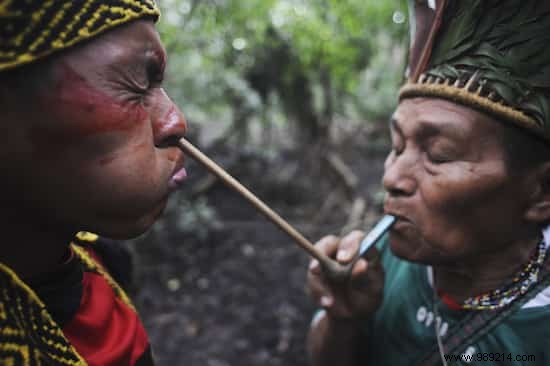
[307, 0, 550, 365]
[0, 1, 189, 365]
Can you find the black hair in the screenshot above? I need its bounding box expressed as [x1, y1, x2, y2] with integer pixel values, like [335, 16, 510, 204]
[499, 122, 550, 174]
[0, 59, 55, 100]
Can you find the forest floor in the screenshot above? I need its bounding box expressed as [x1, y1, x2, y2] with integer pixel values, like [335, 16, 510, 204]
[128, 123, 390, 366]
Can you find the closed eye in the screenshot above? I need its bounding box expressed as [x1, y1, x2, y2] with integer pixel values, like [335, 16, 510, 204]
[146, 56, 165, 89]
[425, 140, 460, 164]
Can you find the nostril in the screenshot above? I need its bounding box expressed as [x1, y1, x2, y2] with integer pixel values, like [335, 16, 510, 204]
[387, 186, 406, 197]
[383, 168, 416, 197]
[387, 179, 416, 197]
[155, 135, 181, 149]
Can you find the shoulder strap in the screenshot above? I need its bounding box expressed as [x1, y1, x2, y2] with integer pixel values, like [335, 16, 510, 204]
[71, 244, 136, 311]
[417, 259, 550, 366]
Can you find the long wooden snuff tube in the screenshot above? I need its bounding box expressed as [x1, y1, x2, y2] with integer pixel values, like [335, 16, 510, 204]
[178, 137, 395, 281]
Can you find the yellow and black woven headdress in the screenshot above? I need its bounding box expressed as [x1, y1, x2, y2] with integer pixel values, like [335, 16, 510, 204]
[0, 0, 160, 72]
[401, 0, 550, 142]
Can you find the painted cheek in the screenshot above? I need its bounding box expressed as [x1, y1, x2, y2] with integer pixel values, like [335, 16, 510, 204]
[30, 65, 148, 159]
[98, 141, 148, 166]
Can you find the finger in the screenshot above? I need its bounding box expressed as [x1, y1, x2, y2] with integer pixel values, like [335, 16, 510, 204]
[350, 256, 383, 293]
[351, 258, 384, 296]
[308, 261, 354, 318]
[326, 298, 353, 318]
[314, 235, 341, 258]
[360, 257, 385, 295]
[325, 285, 354, 318]
[308, 259, 321, 276]
[351, 258, 368, 277]
[363, 246, 381, 262]
[307, 272, 334, 306]
[336, 230, 364, 264]
[350, 259, 369, 289]
[319, 292, 352, 320]
[320, 295, 334, 308]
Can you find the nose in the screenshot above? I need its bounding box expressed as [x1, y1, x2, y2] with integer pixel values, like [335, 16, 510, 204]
[382, 151, 417, 197]
[151, 88, 187, 147]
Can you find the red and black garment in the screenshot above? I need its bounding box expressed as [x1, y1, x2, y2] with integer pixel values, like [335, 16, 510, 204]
[0, 233, 154, 366]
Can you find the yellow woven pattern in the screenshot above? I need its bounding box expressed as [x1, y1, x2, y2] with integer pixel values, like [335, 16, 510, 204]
[0, 262, 86, 366]
[71, 242, 136, 311]
[0, 232, 137, 365]
[0, 0, 160, 71]
[75, 231, 98, 242]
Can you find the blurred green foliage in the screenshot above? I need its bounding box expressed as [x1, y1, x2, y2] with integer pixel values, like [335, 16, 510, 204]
[158, 0, 408, 144]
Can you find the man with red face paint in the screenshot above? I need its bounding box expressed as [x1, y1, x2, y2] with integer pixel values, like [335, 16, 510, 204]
[308, 1, 550, 365]
[0, 1, 187, 365]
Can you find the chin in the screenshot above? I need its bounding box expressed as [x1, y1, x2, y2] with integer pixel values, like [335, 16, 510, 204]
[90, 198, 168, 239]
[389, 234, 456, 266]
[92, 221, 152, 240]
[388, 234, 433, 265]
[389, 238, 416, 262]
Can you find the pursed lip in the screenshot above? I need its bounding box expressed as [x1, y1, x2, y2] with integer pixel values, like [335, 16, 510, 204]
[168, 153, 187, 189]
[383, 203, 415, 229]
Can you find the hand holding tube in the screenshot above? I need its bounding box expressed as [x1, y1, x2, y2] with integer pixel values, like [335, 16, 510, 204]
[178, 137, 394, 281]
[307, 231, 385, 320]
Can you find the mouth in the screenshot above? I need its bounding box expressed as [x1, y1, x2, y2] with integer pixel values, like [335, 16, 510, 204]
[383, 207, 415, 231]
[391, 217, 415, 233]
[168, 154, 187, 190]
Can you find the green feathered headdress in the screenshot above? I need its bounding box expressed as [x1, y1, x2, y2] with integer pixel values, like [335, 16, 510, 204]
[401, 0, 550, 141]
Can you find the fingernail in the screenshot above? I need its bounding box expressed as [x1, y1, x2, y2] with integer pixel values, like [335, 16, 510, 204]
[337, 249, 351, 261]
[355, 259, 368, 272]
[320, 296, 333, 307]
[309, 260, 319, 271]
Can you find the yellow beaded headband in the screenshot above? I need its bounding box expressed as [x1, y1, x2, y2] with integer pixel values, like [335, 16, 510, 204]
[0, 0, 160, 72]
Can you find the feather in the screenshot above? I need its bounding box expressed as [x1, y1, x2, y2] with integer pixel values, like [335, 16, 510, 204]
[429, 0, 484, 65]
[420, 0, 550, 126]
[409, 0, 448, 82]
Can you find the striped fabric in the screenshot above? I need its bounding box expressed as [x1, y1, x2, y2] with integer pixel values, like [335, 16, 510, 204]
[0, 0, 160, 71]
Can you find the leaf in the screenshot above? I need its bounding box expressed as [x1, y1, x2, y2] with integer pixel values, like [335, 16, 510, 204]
[522, 93, 550, 128]
[528, 69, 550, 89]
[430, 0, 484, 64]
[419, 0, 550, 125]
[431, 63, 461, 79]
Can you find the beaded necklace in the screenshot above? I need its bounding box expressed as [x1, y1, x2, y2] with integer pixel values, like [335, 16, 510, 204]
[461, 238, 548, 310]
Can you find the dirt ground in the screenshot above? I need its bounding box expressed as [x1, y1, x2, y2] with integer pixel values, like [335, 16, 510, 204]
[129, 126, 389, 366]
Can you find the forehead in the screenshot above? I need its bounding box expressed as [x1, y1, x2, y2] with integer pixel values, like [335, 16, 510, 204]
[392, 98, 502, 141]
[55, 20, 164, 74]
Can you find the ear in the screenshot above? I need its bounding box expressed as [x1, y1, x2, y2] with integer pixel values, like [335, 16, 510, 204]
[524, 162, 550, 223]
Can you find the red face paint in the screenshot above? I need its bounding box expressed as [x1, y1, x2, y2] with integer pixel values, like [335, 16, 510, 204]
[29, 64, 148, 159]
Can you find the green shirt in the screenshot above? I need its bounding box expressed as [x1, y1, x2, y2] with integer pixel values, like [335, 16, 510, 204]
[362, 235, 550, 365]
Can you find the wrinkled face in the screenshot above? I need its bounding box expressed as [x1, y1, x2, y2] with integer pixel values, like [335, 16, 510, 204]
[383, 98, 531, 265]
[0, 21, 187, 238]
